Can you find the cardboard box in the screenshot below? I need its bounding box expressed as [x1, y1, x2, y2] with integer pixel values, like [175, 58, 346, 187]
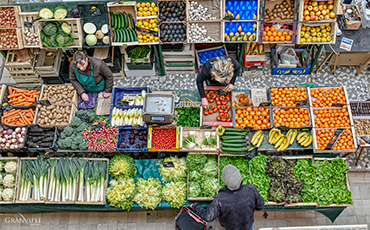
[342, 4, 362, 30]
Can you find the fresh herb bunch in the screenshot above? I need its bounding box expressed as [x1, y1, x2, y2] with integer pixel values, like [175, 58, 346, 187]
[127, 45, 151, 64]
[175, 107, 200, 127]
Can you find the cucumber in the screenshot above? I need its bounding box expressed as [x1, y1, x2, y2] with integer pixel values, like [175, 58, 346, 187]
[125, 29, 132, 42]
[224, 128, 245, 132]
[221, 136, 246, 140]
[128, 13, 135, 29]
[221, 142, 247, 147]
[110, 12, 115, 28]
[118, 12, 123, 29]
[118, 30, 124, 42]
[123, 12, 128, 28]
[222, 151, 246, 155]
[223, 132, 248, 136]
[113, 30, 117, 42]
[222, 147, 249, 152]
[122, 29, 128, 42]
[128, 28, 137, 41]
[222, 139, 247, 144]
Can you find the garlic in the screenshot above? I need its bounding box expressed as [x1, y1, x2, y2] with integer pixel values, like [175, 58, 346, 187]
[23, 30, 40, 46]
[189, 23, 216, 42]
[188, 1, 218, 21]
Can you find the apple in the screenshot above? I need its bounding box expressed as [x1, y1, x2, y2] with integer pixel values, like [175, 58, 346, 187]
[310, 11, 316, 16]
[327, 26, 332, 31]
[322, 10, 327, 15]
[322, 37, 327, 42]
[310, 28, 316, 33]
[308, 5, 313, 11]
[304, 33, 310, 38]
[323, 5, 328, 10]
[300, 38, 306, 43]
[324, 15, 330, 19]
[319, 1, 325, 5]
[312, 1, 318, 6]
[316, 27, 321, 32]
[322, 29, 327, 33]
[312, 37, 317, 43]
[308, 1, 312, 5]
[327, 36, 332, 41]
[313, 6, 319, 12]
[316, 11, 321, 16]
[318, 5, 324, 11]
[328, 5, 334, 10]
[312, 31, 317, 36]
[317, 37, 322, 42]
[304, 10, 310, 16]
[311, 15, 316, 20]
[317, 32, 322, 37]
[328, 1, 334, 5]
[304, 5, 308, 9]
[301, 31, 305, 37]
[319, 15, 325, 20]
[307, 37, 312, 43]
[305, 15, 311, 20]
[329, 12, 336, 18]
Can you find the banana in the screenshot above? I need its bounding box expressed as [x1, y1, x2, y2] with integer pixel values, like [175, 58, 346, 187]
[297, 132, 306, 142]
[277, 137, 288, 151]
[302, 134, 312, 147]
[290, 130, 298, 145]
[251, 131, 261, 145]
[256, 133, 264, 148]
[269, 128, 279, 137]
[269, 129, 278, 144]
[275, 135, 285, 148]
[273, 133, 284, 145]
[298, 133, 309, 144]
[252, 132, 263, 146]
[286, 129, 292, 145]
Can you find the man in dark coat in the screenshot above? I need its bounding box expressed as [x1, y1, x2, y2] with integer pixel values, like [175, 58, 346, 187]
[191, 165, 264, 230]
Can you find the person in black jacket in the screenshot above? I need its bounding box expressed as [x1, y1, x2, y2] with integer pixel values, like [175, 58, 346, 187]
[196, 56, 240, 109]
[191, 164, 264, 230]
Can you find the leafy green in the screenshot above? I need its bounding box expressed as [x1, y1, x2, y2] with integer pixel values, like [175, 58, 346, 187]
[127, 45, 151, 65]
[186, 154, 207, 172]
[188, 181, 202, 197]
[158, 156, 187, 183]
[202, 158, 218, 178]
[162, 181, 187, 209]
[106, 177, 136, 210]
[175, 107, 200, 127]
[202, 177, 221, 197]
[189, 170, 202, 183]
[109, 154, 137, 179]
[134, 177, 162, 210]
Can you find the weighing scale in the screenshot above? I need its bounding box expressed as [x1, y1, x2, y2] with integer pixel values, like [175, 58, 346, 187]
[143, 93, 175, 124]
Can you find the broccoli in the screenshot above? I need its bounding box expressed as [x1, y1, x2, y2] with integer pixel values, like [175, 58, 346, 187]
[75, 110, 86, 117]
[71, 142, 79, 150]
[63, 126, 74, 137]
[57, 139, 66, 149]
[77, 122, 89, 133]
[74, 135, 85, 144]
[60, 132, 67, 140]
[64, 137, 73, 148]
[79, 142, 87, 150]
[71, 117, 83, 127]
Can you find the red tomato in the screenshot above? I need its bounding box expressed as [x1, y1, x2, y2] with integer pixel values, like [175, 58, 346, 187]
[217, 105, 221, 109]
[226, 96, 230, 101]
[209, 104, 215, 110]
[226, 105, 231, 110]
[224, 113, 230, 117]
[224, 109, 229, 114]
[219, 109, 224, 113]
[216, 101, 221, 106]
[221, 101, 228, 105]
[213, 108, 218, 113]
[209, 110, 213, 114]
[215, 97, 219, 101]
[221, 117, 226, 122]
[227, 118, 231, 122]
[204, 110, 209, 115]
[220, 95, 225, 101]
[217, 116, 221, 121]
[206, 94, 210, 99]
[208, 99, 214, 103]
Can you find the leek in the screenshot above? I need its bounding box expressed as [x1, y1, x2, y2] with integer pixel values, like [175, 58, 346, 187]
[74, 158, 88, 202]
[69, 158, 79, 201]
[47, 159, 58, 201]
[19, 161, 27, 201]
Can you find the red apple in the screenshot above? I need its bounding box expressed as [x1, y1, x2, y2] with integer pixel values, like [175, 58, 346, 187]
[313, 6, 319, 12]
[312, 1, 318, 6]
[305, 15, 311, 20]
[318, 5, 324, 10]
[324, 15, 330, 19]
[308, 5, 313, 11]
[310, 11, 316, 16]
[316, 11, 321, 16]
[319, 15, 325, 20]
[319, 1, 325, 5]
[329, 12, 336, 18]
[328, 5, 334, 10]
[308, 1, 312, 5]
[311, 15, 316, 20]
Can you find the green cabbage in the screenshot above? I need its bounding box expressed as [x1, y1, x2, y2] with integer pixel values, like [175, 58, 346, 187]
[158, 156, 187, 182]
[106, 177, 136, 210]
[162, 181, 186, 209]
[43, 22, 58, 36]
[86, 34, 98, 46]
[188, 181, 202, 197]
[134, 177, 162, 210]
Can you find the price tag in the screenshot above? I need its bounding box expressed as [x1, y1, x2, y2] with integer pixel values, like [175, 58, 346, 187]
[297, 100, 307, 106]
[39, 99, 51, 106]
[279, 125, 291, 131]
[200, 125, 212, 129]
[259, 102, 271, 107]
[44, 152, 55, 160]
[24, 22, 33, 28]
[2, 103, 13, 112]
[117, 101, 129, 107]
[132, 125, 143, 131]
[325, 129, 344, 150]
[135, 26, 158, 37]
[244, 126, 253, 131]
[216, 89, 228, 96]
[162, 161, 174, 168]
[91, 123, 103, 131]
[331, 103, 345, 107]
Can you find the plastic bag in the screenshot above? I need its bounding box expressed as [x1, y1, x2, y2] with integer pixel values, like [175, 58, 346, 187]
[235, 93, 253, 106]
[78, 92, 98, 110]
[276, 46, 299, 65]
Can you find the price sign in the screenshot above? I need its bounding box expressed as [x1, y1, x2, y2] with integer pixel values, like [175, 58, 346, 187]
[259, 102, 271, 107]
[39, 99, 51, 106]
[91, 123, 103, 131]
[325, 129, 344, 150]
[117, 100, 129, 106]
[297, 100, 307, 106]
[2, 103, 13, 112]
[331, 103, 345, 107]
[24, 22, 33, 28]
[162, 161, 174, 168]
[135, 26, 158, 37]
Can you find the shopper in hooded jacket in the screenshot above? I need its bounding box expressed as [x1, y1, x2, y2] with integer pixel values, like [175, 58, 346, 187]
[191, 164, 264, 230]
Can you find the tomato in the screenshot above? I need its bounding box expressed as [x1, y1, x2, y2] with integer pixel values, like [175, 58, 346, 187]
[216, 101, 221, 106]
[219, 109, 224, 113]
[217, 105, 221, 109]
[226, 105, 231, 110]
[220, 95, 225, 101]
[215, 97, 219, 101]
[208, 99, 214, 103]
[224, 109, 229, 114]
[209, 110, 213, 114]
[217, 116, 221, 121]
[206, 94, 210, 99]
[221, 100, 228, 105]
[211, 94, 216, 99]
[227, 118, 231, 122]
[213, 108, 218, 113]
[209, 104, 215, 110]
[221, 117, 226, 122]
[226, 96, 230, 101]
[224, 113, 230, 117]
[204, 109, 209, 115]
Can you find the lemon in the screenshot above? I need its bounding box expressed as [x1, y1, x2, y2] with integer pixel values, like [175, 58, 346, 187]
[144, 7, 148, 12]
[145, 2, 150, 7]
[150, 35, 154, 40]
[154, 27, 158, 32]
[140, 3, 145, 7]
[153, 18, 157, 23]
[154, 7, 158, 12]
[139, 39, 143, 43]
[138, 34, 143, 39]
[137, 12, 142, 17]
[301, 26, 306, 31]
[149, 7, 153, 12]
[139, 7, 143, 12]
[137, 21, 143, 26]
[136, 3, 141, 8]
[151, 2, 156, 8]
[143, 21, 149, 26]
[152, 11, 157, 15]
[155, 37, 159, 41]
[143, 35, 147, 40]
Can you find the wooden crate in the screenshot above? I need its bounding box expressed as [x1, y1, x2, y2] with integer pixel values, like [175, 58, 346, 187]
[308, 86, 350, 107]
[35, 49, 63, 77]
[159, 22, 187, 44]
[0, 28, 23, 50]
[222, 21, 259, 43]
[0, 6, 21, 28]
[296, 22, 337, 45]
[74, 158, 109, 205]
[260, 22, 297, 44]
[195, 45, 228, 69]
[312, 127, 357, 154]
[187, 21, 222, 43]
[309, 105, 354, 128]
[271, 106, 312, 128]
[5, 49, 38, 75]
[0, 157, 20, 204]
[261, 0, 297, 23]
[162, 44, 195, 74]
[180, 127, 220, 151]
[187, 0, 222, 21]
[39, 84, 78, 107]
[16, 157, 46, 204]
[33, 104, 77, 130]
[298, 0, 340, 23]
[11, 73, 41, 85]
[20, 12, 41, 48]
[148, 126, 180, 152]
[222, 0, 260, 20]
[37, 19, 83, 49]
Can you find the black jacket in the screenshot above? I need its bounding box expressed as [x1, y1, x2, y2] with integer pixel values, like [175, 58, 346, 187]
[196, 56, 240, 98]
[192, 184, 264, 230]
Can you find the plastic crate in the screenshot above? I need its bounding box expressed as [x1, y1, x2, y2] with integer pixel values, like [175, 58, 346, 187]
[77, 2, 112, 48]
[25, 125, 59, 152]
[271, 48, 311, 75]
[41, 75, 65, 84]
[1, 85, 41, 109]
[111, 87, 150, 109]
[0, 126, 28, 154]
[116, 126, 148, 152]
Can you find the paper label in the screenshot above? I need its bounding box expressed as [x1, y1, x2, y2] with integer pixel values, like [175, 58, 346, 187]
[340, 37, 353, 51]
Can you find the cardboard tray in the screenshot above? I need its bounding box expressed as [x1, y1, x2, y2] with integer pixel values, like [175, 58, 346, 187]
[222, 0, 260, 20]
[148, 125, 180, 151]
[180, 127, 220, 152]
[232, 106, 273, 130]
[308, 86, 350, 107]
[309, 105, 354, 128]
[271, 106, 312, 129]
[296, 22, 337, 45]
[260, 22, 297, 44]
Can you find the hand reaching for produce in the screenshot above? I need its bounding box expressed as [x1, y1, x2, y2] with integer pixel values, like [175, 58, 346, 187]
[201, 98, 209, 109]
[103, 92, 111, 98]
[81, 93, 89, 102]
[225, 84, 234, 92]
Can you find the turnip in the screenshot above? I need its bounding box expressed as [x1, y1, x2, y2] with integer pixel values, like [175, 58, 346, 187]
[18, 138, 24, 144]
[7, 129, 13, 135]
[15, 127, 21, 134]
[21, 130, 26, 136]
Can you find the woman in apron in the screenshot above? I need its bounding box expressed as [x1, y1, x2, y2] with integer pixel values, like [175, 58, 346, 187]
[69, 51, 113, 101]
[196, 56, 240, 109]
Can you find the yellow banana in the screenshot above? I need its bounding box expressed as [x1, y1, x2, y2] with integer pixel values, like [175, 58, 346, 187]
[273, 133, 284, 145]
[277, 137, 288, 151]
[269, 129, 278, 144]
[302, 135, 312, 147]
[297, 132, 306, 142]
[275, 135, 285, 148]
[253, 132, 263, 146]
[290, 130, 298, 145]
[286, 130, 292, 145]
[251, 131, 261, 145]
[298, 133, 309, 144]
[304, 136, 313, 147]
[256, 133, 264, 148]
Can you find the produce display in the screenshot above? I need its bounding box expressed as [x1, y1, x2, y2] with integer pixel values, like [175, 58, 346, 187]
[35, 104, 71, 126]
[0, 127, 26, 150]
[220, 128, 249, 154]
[2, 108, 34, 126]
[182, 129, 217, 150]
[294, 158, 353, 205]
[0, 7, 18, 28]
[302, 0, 336, 21]
[136, 2, 158, 17]
[262, 24, 294, 42]
[0, 29, 19, 49]
[235, 107, 271, 129]
[204, 91, 231, 121]
[188, 23, 217, 43]
[175, 107, 200, 127]
[299, 24, 333, 43]
[134, 177, 162, 210]
[151, 128, 177, 150]
[272, 108, 310, 128]
[39, 7, 67, 19]
[186, 154, 220, 198]
[111, 11, 137, 43]
[117, 128, 148, 150]
[224, 0, 258, 20]
[23, 30, 40, 47]
[270, 87, 307, 106]
[188, 1, 217, 21]
[137, 19, 159, 43]
[5, 87, 40, 107]
[315, 129, 355, 150]
[313, 108, 351, 128]
[26, 126, 56, 150]
[159, 23, 187, 43]
[158, 1, 186, 22]
[0, 159, 18, 202]
[264, 0, 295, 21]
[126, 46, 151, 64]
[110, 108, 144, 126]
[245, 42, 264, 55]
[41, 85, 76, 104]
[224, 22, 258, 42]
[354, 119, 370, 136]
[40, 21, 75, 48]
[310, 87, 347, 107]
[82, 121, 118, 151]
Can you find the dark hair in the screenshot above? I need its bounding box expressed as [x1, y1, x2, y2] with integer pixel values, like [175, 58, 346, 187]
[73, 50, 88, 64]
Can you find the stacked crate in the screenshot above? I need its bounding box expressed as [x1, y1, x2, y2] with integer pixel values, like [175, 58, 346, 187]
[35, 49, 64, 84]
[162, 44, 195, 74]
[5, 49, 40, 86]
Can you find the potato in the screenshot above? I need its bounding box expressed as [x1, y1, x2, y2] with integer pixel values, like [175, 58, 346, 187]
[50, 120, 56, 125]
[39, 119, 44, 125]
[47, 105, 55, 110]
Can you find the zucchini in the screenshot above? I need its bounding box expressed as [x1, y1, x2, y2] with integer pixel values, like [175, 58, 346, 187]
[221, 139, 247, 144]
[223, 132, 248, 136]
[122, 29, 128, 42]
[118, 13, 122, 29]
[114, 13, 118, 29]
[119, 30, 124, 42]
[113, 30, 117, 43]
[110, 12, 114, 28]
[221, 147, 249, 152]
[221, 136, 246, 140]
[221, 142, 247, 147]
[222, 151, 246, 155]
[224, 128, 245, 132]
[123, 12, 128, 28]
[128, 28, 136, 41]
[128, 13, 135, 29]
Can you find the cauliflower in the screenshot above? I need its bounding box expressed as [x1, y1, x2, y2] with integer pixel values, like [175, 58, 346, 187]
[4, 160, 17, 173]
[2, 188, 14, 201]
[3, 174, 15, 188]
[0, 160, 4, 171]
[0, 188, 2, 201]
[0, 173, 3, 184]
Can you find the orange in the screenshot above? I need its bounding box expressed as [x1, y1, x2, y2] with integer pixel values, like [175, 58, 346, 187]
[265, 26, 270, 31]
[280, 36, 285, 41]
[275, 36, 280, 42]
[270, 27, 275, 32]
[277, 31, 282, 37]
[272, 31, 277, 37]
[267, 31, 272, 36]
[263, 31, 267, 36]
[288, 30, 293, 36]
[269, 36, 274, 42]
[237, 110, 242, 115]
[282, 31, 288, 36]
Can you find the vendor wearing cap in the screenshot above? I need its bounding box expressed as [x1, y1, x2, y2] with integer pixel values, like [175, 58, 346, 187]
[196, 56, 240, 109]
[69, 51, 113, 102]
[191, 165, 264, 230]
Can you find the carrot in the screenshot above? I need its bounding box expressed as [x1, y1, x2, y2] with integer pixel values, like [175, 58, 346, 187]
[8, 87, 12, 95]
[29, 108, 34, 116]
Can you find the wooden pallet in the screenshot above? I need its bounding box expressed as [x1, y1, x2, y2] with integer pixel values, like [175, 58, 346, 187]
[162, 47, 196, 74]
[20, 12, 41, 48]
[35, 49, 63, 77]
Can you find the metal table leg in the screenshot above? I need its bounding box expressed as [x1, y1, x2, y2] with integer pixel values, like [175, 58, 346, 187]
[356, 147, 366, 166]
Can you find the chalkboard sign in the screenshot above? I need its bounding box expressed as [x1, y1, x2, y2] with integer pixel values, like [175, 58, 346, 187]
[39, 99, 51, 106]
[325, 129, 344, 150]
[24, 22, 33, 28]
[2, 103, 13, 112]
[332, 103, 345, 107]
[163, 161, 174, 168]
[117, 101, 129, 107]
[259, 102, 271, 107]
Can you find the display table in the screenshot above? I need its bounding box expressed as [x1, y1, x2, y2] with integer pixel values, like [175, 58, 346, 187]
[316, 27, 370, 75]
